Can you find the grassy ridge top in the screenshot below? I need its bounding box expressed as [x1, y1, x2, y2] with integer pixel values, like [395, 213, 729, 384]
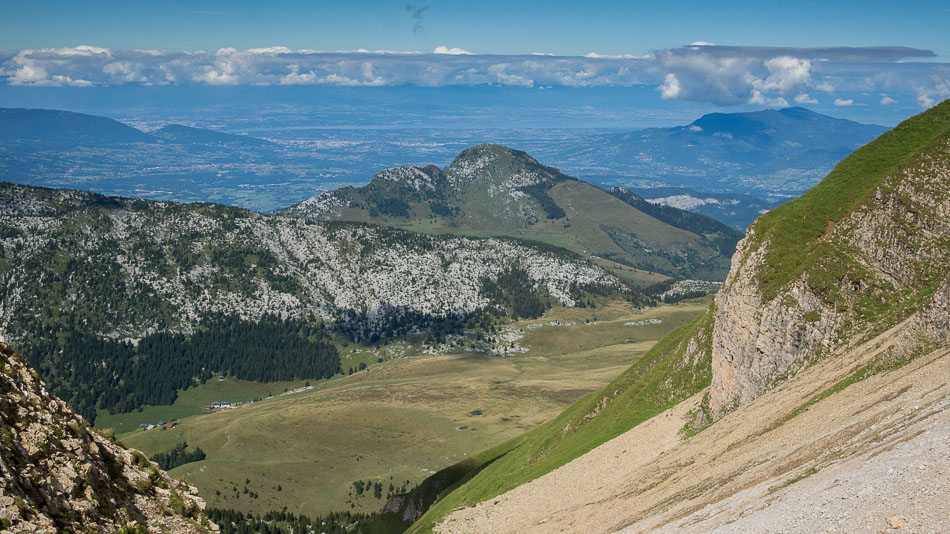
[752, 100, 950, 301]
[407, 309, 714, 533]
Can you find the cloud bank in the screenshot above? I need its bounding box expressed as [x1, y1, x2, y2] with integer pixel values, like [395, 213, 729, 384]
[1, 44, 946, 108]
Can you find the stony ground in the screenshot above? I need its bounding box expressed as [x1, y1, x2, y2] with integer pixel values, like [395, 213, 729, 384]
[682, 403, 950, 533]
[0, 336, 212, 533]
[435, 321, 950, 534]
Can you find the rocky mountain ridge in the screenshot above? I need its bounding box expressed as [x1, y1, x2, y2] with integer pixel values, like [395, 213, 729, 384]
[0, 181, 638, 420]
[282, 144, 742, 280]
[0, 333, 210, 533]
[0, 182, 627, 342]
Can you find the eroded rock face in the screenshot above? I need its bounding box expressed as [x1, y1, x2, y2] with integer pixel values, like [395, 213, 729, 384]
[708, 232, 842, 416]
[708, 142, 950, 418]
[0, 336, 212, 533]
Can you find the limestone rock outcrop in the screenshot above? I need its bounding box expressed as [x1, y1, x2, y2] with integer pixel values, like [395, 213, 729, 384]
[708, 113, 950, 418]
[0, 335, 212, 533]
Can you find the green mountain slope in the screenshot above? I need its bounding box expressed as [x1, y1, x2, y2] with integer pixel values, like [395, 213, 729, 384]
[397, 101, 950, 533]
[401, 309, 714, 533]
[280, 144, 742, 281]
[751, 100, 950, 301]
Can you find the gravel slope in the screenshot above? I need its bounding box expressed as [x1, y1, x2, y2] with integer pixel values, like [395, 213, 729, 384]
[435, 321, 950, 534]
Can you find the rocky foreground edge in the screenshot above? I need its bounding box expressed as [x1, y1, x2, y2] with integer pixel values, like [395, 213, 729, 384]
[0, 333, 214, 534]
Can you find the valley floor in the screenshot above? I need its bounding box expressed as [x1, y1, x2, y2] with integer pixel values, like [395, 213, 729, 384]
[434, 322, 950, 534]
[114, 299, 708, 516]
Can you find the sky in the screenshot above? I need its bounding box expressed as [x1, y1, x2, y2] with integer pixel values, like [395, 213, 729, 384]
[2, 1, 949, 58]
[1, 0, 949, 116]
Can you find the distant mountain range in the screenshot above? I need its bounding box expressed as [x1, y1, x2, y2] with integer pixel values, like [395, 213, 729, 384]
[548, 106, 887, 195]
[0, 107, 269, 147]
[0, 106, 885, 226]
[280, 144, 743, 281]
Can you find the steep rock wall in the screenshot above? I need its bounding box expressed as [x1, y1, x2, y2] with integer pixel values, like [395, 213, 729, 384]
[708, 140, 950, 418]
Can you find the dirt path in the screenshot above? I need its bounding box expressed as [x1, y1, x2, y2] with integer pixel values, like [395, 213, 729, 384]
[435, 323, 950, 534]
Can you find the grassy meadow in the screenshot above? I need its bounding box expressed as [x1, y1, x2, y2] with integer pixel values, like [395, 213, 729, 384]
[112, 297, 709, 516]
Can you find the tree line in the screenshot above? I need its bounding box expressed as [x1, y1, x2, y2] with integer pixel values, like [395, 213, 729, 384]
[206, 507, 394, 534]
[22, 314, 340, 424]
[151, 442, 206, 471]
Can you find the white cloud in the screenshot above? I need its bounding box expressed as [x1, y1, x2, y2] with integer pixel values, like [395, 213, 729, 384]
[8, 53, 49, 85]
[279, 64, 317, 85]
[488, 63, 533, 86]
[689, 41, 717, 47]
[103, 61, 147, 82]
[880, 95, 897, 105]
[748, 90, 788, 107]
[52, 75, 92, 87]
[794, 93, 818, 104]
[754, 56, 811, 94]
[245, 46, 295, 55]
[915, 73, 950, 109]
[433, 46, 472, 55]
[52, 45, 111, 57]
[0, 44, 945, 105]
[658, 73, 681, 100]
[584, 52, 647, 59]
[655, 50, 809, 106]
[834, 98, 854, 106]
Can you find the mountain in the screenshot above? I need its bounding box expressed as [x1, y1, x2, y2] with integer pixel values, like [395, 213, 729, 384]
[280, 144, 743, 281]
[0, 334, 210, 533]
[396, 101, 950, 533]
[0, 107, 279, 148]
[0, 182, 637, 422]
[0, 108, 156, 145]
[549, 106, 887, 195]
[0, 107, 312, 212]
[151, 124, 277, 148]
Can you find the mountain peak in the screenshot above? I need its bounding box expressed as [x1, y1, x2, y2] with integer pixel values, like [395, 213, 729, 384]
[449, 143, 538, 169]
[280, 144, 739, 280]
[446, 143, 565, 186]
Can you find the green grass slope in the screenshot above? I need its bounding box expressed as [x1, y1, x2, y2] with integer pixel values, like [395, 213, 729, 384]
[404, 308, 715, 533]
[752, 100, 950, 301]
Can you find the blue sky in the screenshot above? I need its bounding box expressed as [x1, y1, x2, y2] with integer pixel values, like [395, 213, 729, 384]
[0, 1, 948, 116]
[2, 0, 949, 58]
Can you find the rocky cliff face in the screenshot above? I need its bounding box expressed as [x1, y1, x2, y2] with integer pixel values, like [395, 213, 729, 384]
[707, 104, 950, 418]
[0, 334, 210, 533]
